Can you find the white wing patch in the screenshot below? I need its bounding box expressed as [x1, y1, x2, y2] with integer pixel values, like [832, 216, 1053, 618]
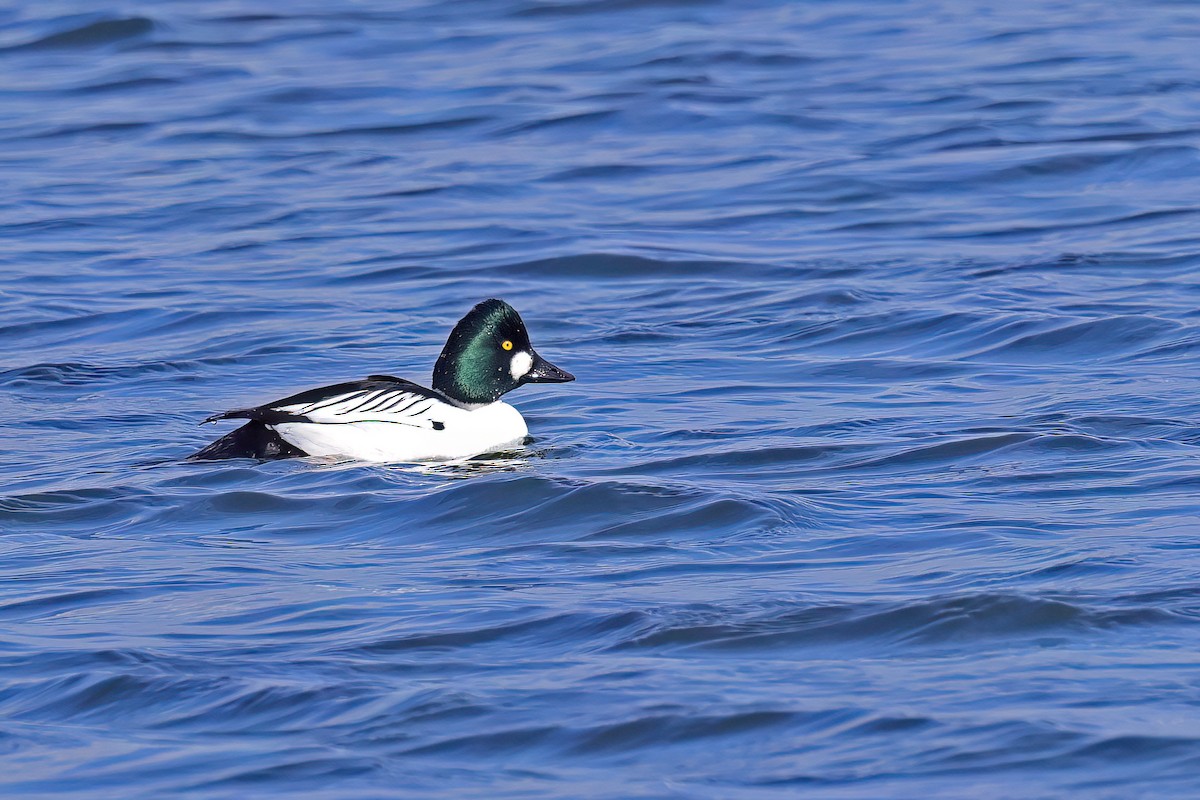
[276, 387, 444, 427]
[510, 351, 533, 380]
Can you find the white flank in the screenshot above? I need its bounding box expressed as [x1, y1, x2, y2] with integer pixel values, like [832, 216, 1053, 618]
[273, 400, 528, 463]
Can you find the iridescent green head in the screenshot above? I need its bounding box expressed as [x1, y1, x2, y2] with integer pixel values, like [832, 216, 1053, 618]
[432, 299, 574, 406]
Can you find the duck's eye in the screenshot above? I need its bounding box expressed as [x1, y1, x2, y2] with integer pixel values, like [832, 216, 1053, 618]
[501, 340, 513, 351]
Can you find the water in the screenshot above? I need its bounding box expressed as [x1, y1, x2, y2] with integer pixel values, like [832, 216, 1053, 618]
[3, 0, 1200, 796]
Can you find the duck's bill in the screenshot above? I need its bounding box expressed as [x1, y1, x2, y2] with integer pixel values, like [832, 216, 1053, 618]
[524, 352, 575, 383]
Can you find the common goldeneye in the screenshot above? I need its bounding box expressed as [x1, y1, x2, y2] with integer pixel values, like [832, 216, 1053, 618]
[192, 298, 574, 463]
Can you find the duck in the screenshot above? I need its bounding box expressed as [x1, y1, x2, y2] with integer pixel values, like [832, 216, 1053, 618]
[191, 298, 574, 463]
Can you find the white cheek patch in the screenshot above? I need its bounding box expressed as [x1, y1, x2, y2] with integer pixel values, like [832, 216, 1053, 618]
[510, 351, 533, 380]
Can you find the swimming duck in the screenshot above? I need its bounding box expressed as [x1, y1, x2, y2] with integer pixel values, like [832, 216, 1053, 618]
[192, 299, 574, 462]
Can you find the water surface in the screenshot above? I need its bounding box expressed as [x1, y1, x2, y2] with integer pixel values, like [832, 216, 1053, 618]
[4, 1, 1200, 796]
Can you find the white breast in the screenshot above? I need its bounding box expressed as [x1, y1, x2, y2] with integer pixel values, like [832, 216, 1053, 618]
[272, 401, 528, 463]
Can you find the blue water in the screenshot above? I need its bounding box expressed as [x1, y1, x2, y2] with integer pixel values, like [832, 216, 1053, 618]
[4, 0, 1200, 796]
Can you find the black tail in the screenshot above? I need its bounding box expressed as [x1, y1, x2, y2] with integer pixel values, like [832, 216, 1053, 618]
[202, 408, 253, 424]
[189, 420, 306, 461]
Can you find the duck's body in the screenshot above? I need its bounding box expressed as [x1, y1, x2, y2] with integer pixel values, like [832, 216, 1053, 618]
[261, 376, 529, 462]
[193, 300, 573, 464]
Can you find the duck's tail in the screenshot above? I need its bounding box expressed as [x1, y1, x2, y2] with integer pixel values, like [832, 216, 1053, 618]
[189, 420, 306, 461]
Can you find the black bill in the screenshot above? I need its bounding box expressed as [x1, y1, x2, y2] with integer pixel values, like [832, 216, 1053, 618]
[523, 352, 575, 383]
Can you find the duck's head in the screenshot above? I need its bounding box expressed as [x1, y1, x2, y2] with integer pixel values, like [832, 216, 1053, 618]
[432, 298, 574, 406]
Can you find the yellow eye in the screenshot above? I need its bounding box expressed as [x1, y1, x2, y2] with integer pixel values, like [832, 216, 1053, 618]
[502, 340, 513, 351]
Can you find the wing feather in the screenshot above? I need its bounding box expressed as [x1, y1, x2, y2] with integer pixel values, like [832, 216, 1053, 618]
[204, 377, 451, 428]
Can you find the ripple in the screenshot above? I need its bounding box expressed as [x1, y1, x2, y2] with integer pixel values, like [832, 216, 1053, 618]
[968, 315, 1181, 363]
[615, 593, 1185, 653]
[3, 17, 155, 52]
[500, 252, 749, 280]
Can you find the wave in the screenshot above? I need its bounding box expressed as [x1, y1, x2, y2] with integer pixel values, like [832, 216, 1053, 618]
[614, 592, 1185, 653]
[2, 17, 155, 52]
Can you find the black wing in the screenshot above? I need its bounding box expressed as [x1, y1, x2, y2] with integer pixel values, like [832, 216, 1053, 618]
[204, 376, 448, 426]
